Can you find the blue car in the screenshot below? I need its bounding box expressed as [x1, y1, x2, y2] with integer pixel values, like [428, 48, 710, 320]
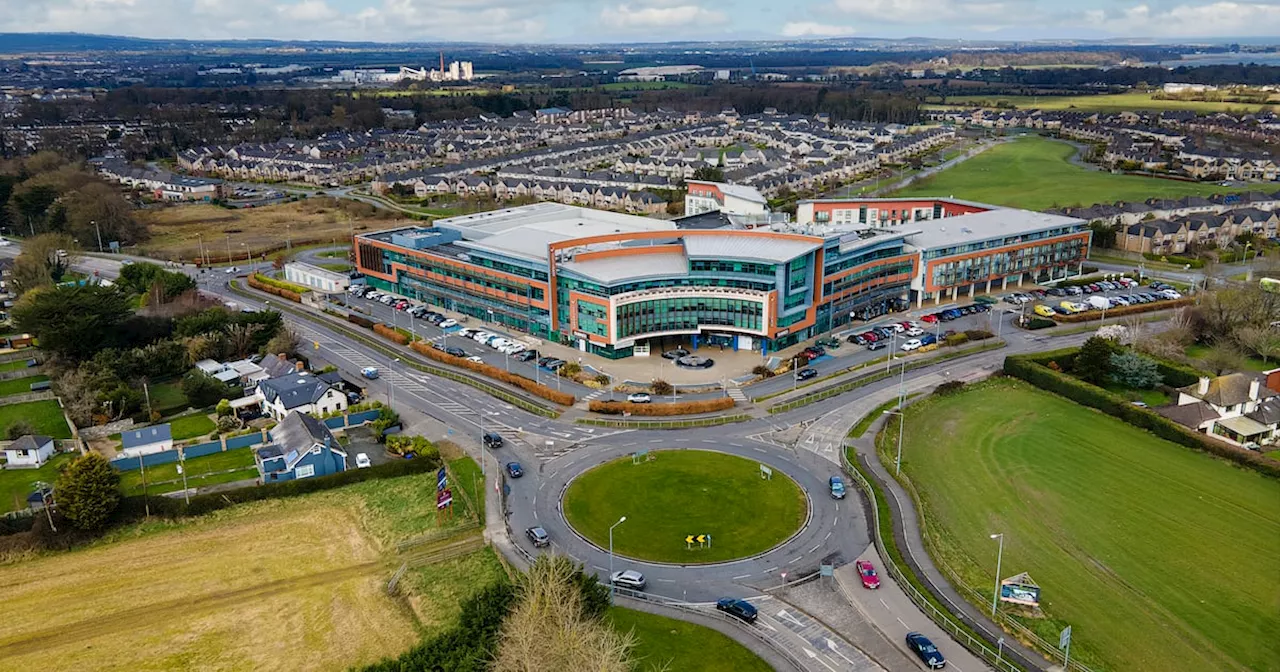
[506, 462, 524, 478]
[920, 333, 937, 346]
[906, 632, 946, 669]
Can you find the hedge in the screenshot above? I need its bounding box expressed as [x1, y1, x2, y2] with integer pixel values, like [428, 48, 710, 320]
[588, 396, 735, 416]
[1053, 297, 1193, 323]
[374, 323, 410, 345]
[1026, 317, 1057, 330]
[1004, 353, 1280, 478]
[1154, 358, 1207, 388]
[1144, 253, 1205, 269]
[247, 274, 302, 302]
[347, 313, 376, 329]
[409, 340, 575, 406]
[252, 273, 308, 294]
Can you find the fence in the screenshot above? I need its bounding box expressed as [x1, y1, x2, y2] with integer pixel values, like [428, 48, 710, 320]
[322, 409, 382, 430]
[0, 366, 40, 382]
[575, 414, 750, 429]
[0, 390, 55, 405]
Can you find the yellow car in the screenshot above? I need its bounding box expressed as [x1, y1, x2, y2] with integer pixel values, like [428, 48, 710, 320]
[1059, 300, 1081, 313]
[1034, 305, 1056, 318]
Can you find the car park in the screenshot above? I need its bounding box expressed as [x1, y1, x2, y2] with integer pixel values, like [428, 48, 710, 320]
[610, 570, 647, 590]
[901, 339, 922, 351]
[506, 462, 523, 478]
[906, 632, 946, 669]
[525, 526, 550, 548]
[715, 598, 758, 624]
[627, 393, 652, 403]
[855, 560, 881, 589]
[483, 433, 504, 449]
[796, 368, 818, 381]
[829, 476, 846, 499]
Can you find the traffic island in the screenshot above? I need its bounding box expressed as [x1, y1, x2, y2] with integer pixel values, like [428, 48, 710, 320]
[562, 449, 808, 564]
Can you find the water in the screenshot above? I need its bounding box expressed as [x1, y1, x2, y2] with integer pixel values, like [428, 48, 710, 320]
[1152, 52, 1280, 67]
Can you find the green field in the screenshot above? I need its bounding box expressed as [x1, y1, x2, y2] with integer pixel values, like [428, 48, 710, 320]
[0, 375, 48, 397]
[599, 81, 697, 91]
[0, 359, 37, 373]
[563, 450, 807, 564]
[608, 607, 773, 672]
[883, 378, 1280, 672]
[0, 400, 71, 438]
[932, 91, 1276, 114]
[892, 136, 1251, 210]
[116, 446, 257, 496]
[0, 451, 71, 513]
[147, 380, 189, 415]
[1184, 343, 1273, 372]
[319, 262, 354, 272]
[168, 413, 216, 441]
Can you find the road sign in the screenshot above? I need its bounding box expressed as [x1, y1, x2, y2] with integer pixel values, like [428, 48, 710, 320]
[1059, 625, 1072, 649]
[759, 464, 773, 480]
[696, 534, 706, 544]
[436, 489, 453, 510]
[436, 467, 447, 492]
[820, 564, 834, 577]
[633, 448, 649, 464]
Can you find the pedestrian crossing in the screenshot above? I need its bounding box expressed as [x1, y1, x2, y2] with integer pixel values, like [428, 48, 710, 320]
[573, 388, 608, 410]
[727, 386, 749, 403]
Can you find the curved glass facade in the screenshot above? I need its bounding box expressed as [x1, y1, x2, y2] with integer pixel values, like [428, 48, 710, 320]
[616, 296, 764, 339]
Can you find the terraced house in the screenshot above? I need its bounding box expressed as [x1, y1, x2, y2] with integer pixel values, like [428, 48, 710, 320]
[355, 199, 1086, 359]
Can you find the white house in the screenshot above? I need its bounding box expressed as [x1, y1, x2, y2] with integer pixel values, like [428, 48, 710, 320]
[684, 179, 768, 217]
[1168, 373, 1280, 446]
[3, 435, 54, 468]
[255, 372, 348, 421]
[284, 262, 350, 294]
[121, 424, 174, 457]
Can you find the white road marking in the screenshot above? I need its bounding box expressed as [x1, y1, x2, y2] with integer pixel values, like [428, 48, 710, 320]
[648, 439, 662, 443]
[755, 619, 777, 632]
[764, 566, 778, 573]
[732, 574, 752, 580]
[833, 516, 838, 526]
[826, 638, 859, 667]
[729, 442, 742, 447]
[656, 578, 676, 583]
[809, 544, 821, 553]
[753, 447, 767, 453]
[777, 610, 805, 628]
[804, 649, 839, 672]
[879, 598, 891, 610]
[896, 617, 909, 628]
[824, 531, 832, 541]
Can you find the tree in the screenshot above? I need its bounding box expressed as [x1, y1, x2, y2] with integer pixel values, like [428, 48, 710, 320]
[56, 453, 121, 531]
[691, 165, 724, 182]
[5, 419, 34, 440]
[181, 371, 237, 408]
[216, 399, 233, 417]
[1109, 350, 1162, 389]
[1074, 336, 1116, 385]
[62, 181, 147, 246]
[1088, 220, 1117, 249]
[650, 379, 673, 396]
[1198, 343, 1246, 376]
[12, 284, 131, 360]
[225, 323, 262, 359]
[265, 326, 301, 358]
[11, 232, 78, 294]
[117, 262, 195, 301]
[1234, 325, 1280, 365]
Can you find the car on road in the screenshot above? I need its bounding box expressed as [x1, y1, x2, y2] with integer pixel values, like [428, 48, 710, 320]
[855, 560, 881, 589]
[796, 368, 818, 381]
[505, 461, 523, 478]
[715, 598, 758, 624]
[900, 338, 922, 351]
[627, 392, 652, 403]
[829, 475, 846, 499]
[525, 526, 550, 548]
[438, 319, 458, 329]
[361, 367, 379, 379]
[444, 347, 466, 358]
[465, 355, 484, 364]
[355, 453, 371, 469]
[1033, 305, 1056, 318]
[483, 432, 504, 449]
[609, 570, 647, 590]
[905, 632, 946, 669]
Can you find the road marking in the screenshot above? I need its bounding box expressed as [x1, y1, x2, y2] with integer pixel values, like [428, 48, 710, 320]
[804, 649, 839, 672]
[655, 578, 676, 583]
[896, 617, 909, 628]
[700, 439, 715, 443]
[879, 598, 891, 610]
[729, 442, 742, 447]
[753, 447, 767, 453]
[756, 619, 777, 632]
[764, 566, 778, 573]
[732, 574, 752, 580]
[777, 610, 805, 628]
[826, 638, 859, 667]
[788, 556, 802, 564]
[809, 544, 821, 553]
[593, 565, 607, 572]
[824, 532, 832, 541]
[833, 517, 838, 526]
[648, 439, 662, 443]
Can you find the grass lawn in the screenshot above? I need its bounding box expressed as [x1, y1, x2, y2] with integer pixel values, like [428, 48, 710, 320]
[116, 447, 257, 496]
[891, 136, 1252, 211]
[608, 607, 773, 672]
[0, 452, 72, 513]
[319, 262, 353, 272]
[848, 393, 922, 439]
[402, 546, 508, 635]
[563, 450, 807, 564]
[1099, 382, 1171, 407]
[0, 470, 474, 671]
[934, 91, 1275, 114]
[147, 380, 188, 414]
[1184, 343, 1273, 372]
[0, 359, 37, 373]
[0, 375, 48, 397]
[882, 378, 1280, 672]
[167, 413, 216, 441]
[0, 400, 71, 439]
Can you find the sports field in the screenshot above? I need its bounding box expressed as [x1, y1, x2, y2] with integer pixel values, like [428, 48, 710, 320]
[883, 378, 1280, 672]
[0, 471, 481, 671]
[892, 136, 1250, 210]
[931, 91, 1277, 114]
[563, 450, 807, 563]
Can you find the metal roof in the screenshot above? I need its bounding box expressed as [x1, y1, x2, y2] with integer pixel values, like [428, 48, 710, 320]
[122, 424, 172, 449]
[901, 210, 1086, 250]
[560, 250, 690, 284]
[683, 234, 821, 263]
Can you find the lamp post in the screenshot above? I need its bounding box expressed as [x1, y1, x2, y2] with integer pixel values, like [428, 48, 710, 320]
[388, 357, 400, 408]
[92, 219, 103, 252]
[990, 533, 1005, 618]
[609, 516, 627, 604]
[884, 408, 905, 475]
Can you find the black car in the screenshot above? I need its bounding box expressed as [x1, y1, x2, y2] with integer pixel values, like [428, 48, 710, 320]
[796, 367, 818, 381]
[506, 461, 523, 478]
[905, 632, 946, 669]
[867, 341, 887, 351]
[848, 334, 867, 345]
[537, 356, 556, 367]
[516, 350, 539, 362]
[525, 526, 550, 547]
[483, 432, 504, 449]
[545, 359, 567, 371]
[445, 347, 466, 358]
[715, 598, 758, 624]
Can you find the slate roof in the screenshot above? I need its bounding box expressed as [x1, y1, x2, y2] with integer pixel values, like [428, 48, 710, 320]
[1178, 373, 1277, 408]
[260, 411, 344, 470]
[121, 424, 172, 450]
[258, 374, 333, 410]
[7, 435, 52, 452]
[1153, 402, 1220, 429]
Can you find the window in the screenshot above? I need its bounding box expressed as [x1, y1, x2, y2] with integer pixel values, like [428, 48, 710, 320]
[295, 464, 316, 479]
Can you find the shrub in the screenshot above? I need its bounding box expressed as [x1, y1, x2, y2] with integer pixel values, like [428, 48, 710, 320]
[752, 365, 776, 378]
[385, 434, 439, 461]
[347, 313, 375, 329]
[373, 323, 409, 345]
[409, 340, 575, 405]
[1143, 253, 1204, 269]
[1154, 358, 1205, 388]
[944, 333, 969, 347]
[251, 273, 308, 294]
[246, 274, 302, 302]
[1110, 350, 1162, 389]
[593, 373, 610, 386]
[588, 397, 735, 416]
[1054, 297, 1193, 323]
[56, 453, 121, 531]
[650, 379, 674, 396]
[934, 380, 966, 395]
[963, 329, 994, 341]
[1026, 317, 1057, 330]
[1076, 336, 1118, 385]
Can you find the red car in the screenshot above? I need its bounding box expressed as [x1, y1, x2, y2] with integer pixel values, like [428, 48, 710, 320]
[856, 560, 881, 589]
[921, 314, 938, 323]
[862, 332, 878, 342]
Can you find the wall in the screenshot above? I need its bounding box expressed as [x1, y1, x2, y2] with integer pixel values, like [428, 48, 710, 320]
[80, 418, 136, 440]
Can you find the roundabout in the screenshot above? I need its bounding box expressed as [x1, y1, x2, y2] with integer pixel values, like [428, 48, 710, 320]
[562, 450, 808, 564]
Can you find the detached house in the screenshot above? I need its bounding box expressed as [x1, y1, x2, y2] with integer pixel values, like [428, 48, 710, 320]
[255, 411, 348, 482]
[3, 435, 54, 468]
[121, 424, 174, 457]
[255, 372, 348, 421]
[1160, 373, 1280, 446]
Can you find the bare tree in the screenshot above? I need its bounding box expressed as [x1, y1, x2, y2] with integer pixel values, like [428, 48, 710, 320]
[1235, 326, 1280, 365]
[1197, 343, 1246, 376]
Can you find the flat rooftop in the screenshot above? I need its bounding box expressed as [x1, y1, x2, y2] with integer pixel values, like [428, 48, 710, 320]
[898, 209, 1086, 249]
[435, 202, 675, 263]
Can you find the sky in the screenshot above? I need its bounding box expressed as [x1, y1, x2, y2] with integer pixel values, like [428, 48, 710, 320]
[1, 0, 1279, 44]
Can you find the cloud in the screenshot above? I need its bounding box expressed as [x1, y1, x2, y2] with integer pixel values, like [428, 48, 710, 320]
[828, 0, 1019, 25]
[1083, 2, 1280, 37]
[781, 21, 855, 37]
[276, 0, 339, 22]
[600, 3, 728, 30]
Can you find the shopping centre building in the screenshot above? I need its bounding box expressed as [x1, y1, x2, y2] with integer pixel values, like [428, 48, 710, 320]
[354, 197, 1089, 359]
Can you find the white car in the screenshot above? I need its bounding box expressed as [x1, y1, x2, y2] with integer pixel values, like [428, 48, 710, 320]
[439, 319, 458, 329]
[466, 355, 484, 364]
[609, 570, 646, 590]
[505, 343, 527, 355]
[628, 393, 652, 403]
[905, 327, 924, 337]
[489, 338, 511, 350]
[0, 237, 10, 246]
[900, 339, 922, 351]
[887, 323, 905, 333]
[1160, 289, 1183, 300]
[472, 331, 493, 343]
[355, 453, 372, 469]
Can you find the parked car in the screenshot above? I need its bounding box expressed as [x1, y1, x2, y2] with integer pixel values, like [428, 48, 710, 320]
[901, 338, 922, 351]
[921, 313, 939, 323]
[829, 475, 846, 499]
[920, 333, 937, 346]
[906, 327, 924, 337]
[715, 598, 758, 624]
[516, 350, 539, 362]
[1047, 287, 1065, 296]
[505, 462, 523, 478]
[1065, 286, 1083, 296]
[483, 432, 504, 449]
[867, 341, 887, 351]
[855, 560, 881, 589]
[816, 337, 841, 349]
[849, 334, 868, 345]
[438, 319, 458, 329]
[445, 347, 466, 357]
[361, 367, 379, 379]
[465, 355, 484, 364]
[906, 632, 946, 669]
[627, 392, 652, 403]
[1033, 305, 1056, 318]
[796, 368, 818, 381]
[525, 526, 550, 548]
[610, 570, 647, 590]
[355, 453, 372, 469]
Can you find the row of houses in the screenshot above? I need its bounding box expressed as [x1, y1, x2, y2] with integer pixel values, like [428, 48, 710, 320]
[90, 157, 224, 201]
[1119, 207, 1280, 254]
[372, 174, 668, 214]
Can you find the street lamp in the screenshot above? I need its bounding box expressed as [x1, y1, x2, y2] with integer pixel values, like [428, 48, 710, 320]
[990, 533, 1005, 618]
[884, 407, 905, 475]
[609, 516, 627, 604]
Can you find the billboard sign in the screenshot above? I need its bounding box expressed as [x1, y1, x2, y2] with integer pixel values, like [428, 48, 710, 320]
[999, 572, 1041, 608]
[436, 488, 453, 510]
[437, 467, 447, 492]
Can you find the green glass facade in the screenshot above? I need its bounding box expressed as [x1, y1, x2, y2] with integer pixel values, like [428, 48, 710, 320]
[616, 297, 764, 340]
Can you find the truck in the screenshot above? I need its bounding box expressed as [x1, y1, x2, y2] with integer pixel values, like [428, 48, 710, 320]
[1086, 295, 1112, 311]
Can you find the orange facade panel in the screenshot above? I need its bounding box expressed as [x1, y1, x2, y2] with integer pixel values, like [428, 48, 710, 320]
[922, 233, 1091, 293]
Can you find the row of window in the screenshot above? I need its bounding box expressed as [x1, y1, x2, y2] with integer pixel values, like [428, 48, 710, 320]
[927, 241, 1087, 287]
[923, 227, 1088, 260]
[690, 260, 777, 276]
[615, 298, 764, 339]
[823, 262, 914, 297]
[823, 245, 905, 275]
[383, 250, 548, 301]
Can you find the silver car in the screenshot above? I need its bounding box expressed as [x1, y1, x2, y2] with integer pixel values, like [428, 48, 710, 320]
[610, 570, 646, 590]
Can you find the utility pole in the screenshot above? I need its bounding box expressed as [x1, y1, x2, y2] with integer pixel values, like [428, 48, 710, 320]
[178, 449, 190, 505]
[93, 219, 103, 253]
[143, 381, 153, 421]
[139, 454, 151, 519]
[226, 234, 232, 266]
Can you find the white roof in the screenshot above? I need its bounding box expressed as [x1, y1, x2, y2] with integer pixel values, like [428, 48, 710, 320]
[689, 180, 766, 204]
[683, 234, 821, 264]
[560, 250, 689, 284]
[902, 210, 1086, 249]
[439, 203, 675, 263]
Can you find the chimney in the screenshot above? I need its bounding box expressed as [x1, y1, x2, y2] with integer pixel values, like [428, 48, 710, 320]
[324, 434, 331, 450]
[296, 361, 305, 372]
[278, 353, 287, 362]
[1197, 376, 1210, 396]
[1249, 378, 1260, 401]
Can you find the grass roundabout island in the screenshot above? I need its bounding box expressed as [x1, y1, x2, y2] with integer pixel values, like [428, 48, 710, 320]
[562, 449, 808, 564]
